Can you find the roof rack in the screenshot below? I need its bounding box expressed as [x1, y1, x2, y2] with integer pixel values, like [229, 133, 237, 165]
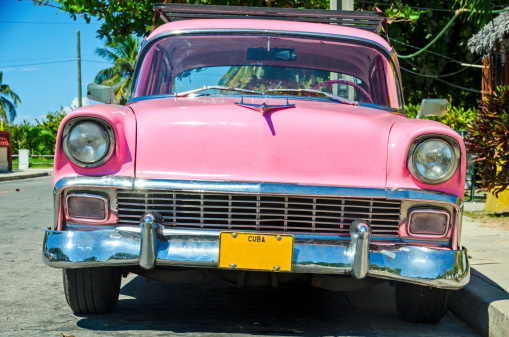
[152, 3, 388, 35]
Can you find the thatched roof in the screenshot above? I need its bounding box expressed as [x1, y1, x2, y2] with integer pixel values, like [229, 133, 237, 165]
[468, 9, 509, 55]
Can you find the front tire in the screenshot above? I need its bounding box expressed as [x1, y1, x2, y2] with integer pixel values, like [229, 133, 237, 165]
[63, 267, 121, 314]
[395, 282, 449, 324]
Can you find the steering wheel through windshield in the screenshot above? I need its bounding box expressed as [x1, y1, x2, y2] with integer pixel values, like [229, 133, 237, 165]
[311, 80, 373, 104]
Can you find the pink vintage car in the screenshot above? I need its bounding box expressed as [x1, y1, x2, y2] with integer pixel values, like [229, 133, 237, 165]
[43, 4, 469, 323]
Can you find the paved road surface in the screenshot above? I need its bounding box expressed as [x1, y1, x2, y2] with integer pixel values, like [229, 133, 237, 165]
[0, 177, 478, 336]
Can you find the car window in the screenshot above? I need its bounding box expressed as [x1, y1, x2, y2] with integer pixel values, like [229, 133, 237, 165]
[133, 34, 401, 109]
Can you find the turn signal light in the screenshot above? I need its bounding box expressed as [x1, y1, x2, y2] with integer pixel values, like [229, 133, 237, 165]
[66, 194, 108, 221]
[408, 209, 449, 237]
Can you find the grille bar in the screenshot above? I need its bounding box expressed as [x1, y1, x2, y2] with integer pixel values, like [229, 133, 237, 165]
[117, 210, 398, 223]
[117, 196, 401, 206]
[117, 190, 401, 236]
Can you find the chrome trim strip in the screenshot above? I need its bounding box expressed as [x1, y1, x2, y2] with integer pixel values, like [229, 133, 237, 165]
[127, 94, 405, 115]
[134, 178, 387, 198]
[387, 188, 462, 210]
[53, 176, 463, 230]
[53, 176, 134, 229]
[43, 227, 469, 289]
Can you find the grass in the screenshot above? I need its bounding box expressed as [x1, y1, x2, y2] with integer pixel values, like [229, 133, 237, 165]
[464, 187, 487, 202]
[12, 157, 54, 169]
[464, 211, 509, 219]
[463, 211, 509, 230]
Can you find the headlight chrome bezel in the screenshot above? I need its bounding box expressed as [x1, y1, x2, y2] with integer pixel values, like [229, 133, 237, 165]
[407, 134, 461, 185]
[62, 117, 115, 168]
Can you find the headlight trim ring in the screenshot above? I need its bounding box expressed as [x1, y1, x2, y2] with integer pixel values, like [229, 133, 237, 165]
[407, 134, 461, 185]
[62, 117, 116, 168]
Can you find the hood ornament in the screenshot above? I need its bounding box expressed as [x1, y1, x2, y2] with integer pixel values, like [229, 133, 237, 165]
[235, 97, 295, 116]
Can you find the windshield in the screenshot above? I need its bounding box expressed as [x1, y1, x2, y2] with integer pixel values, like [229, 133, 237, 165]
[132, 34, 402, 109]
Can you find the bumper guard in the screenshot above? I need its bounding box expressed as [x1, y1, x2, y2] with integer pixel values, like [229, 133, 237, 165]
[43, 212, 469, 290]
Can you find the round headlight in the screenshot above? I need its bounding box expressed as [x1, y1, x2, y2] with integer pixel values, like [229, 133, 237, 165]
[63, 119, 114, 167]
[409, 138, 459, 184]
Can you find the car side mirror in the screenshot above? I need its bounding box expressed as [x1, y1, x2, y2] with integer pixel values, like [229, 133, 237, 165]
[87, 83, 116, 104]
[417, 99, 448, 119]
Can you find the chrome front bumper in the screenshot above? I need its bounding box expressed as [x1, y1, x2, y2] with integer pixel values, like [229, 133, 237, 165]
[43, 213, 469, 290]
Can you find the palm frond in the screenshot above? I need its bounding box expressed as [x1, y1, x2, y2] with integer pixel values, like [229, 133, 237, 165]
[0, 84, 21, 106]
[1, 96, 17, 122]
[94, 36, 139, 104]
[0, 71, 20, 122]
[455, 0, 494, 28]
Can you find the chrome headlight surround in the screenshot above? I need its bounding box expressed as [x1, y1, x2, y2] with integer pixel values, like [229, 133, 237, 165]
[62, 117, 115, 168]
[407, 134, 461, 185]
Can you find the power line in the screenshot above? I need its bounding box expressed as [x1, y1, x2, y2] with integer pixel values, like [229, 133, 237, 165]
[390, 38, 463, 64]
[0, 59, 111, 68]
[396, 10, 465, 59]
[0, 20, 101, 25]
[355, 1, 508, 13]
[355, 0, 457, 12]
[399, 58, 482, 78]
[401, 59, 483, 93]
[82, 60, 112, 64]
[0, 56, 76, 63]
[0, 60, 75, 68]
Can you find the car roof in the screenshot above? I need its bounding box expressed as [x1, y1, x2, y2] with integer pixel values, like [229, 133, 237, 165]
[147, 19, 393, 53]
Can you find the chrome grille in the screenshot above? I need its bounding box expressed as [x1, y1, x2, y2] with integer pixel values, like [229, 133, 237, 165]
[116, 190, 401, 236]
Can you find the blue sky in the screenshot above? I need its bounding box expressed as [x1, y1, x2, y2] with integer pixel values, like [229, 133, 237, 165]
[0, 0, 111, 124]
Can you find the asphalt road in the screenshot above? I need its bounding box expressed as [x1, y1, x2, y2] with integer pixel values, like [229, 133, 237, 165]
[0, 176, 479, 336]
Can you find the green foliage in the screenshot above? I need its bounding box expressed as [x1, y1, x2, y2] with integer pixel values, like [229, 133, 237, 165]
[35, 0, 507, 109]
[34, 0, 330, 39]
[405, 102, 477, 130]
[5, 109, 66, 155]
[0, 71, 22, 123]
[455, 0, 494, 27]
[467, 86, 509, 196]
[95, 35, 139, 104]
[357, 0, 507, 109]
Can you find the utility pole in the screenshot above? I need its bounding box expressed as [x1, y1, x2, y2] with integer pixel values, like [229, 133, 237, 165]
[330, 0, 354, 10]
[330, 0, 354, 98]
[77, 30, 82, 108]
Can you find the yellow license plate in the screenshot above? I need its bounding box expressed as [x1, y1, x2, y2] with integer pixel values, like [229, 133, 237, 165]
[218, 232, 294, 272]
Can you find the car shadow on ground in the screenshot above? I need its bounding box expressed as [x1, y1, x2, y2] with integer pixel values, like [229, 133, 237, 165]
[75, 274, 374, 336]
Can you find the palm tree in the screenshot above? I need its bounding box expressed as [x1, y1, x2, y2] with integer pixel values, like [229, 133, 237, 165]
[95, 35, 139, 105]
[0, 72, 21, 123]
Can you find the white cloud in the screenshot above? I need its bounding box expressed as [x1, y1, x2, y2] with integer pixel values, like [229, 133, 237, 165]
[17, 114, 33, 122]
[63, 97, 91, 113]
[35, 114, 47, 122]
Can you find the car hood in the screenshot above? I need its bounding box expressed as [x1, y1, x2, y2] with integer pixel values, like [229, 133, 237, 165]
[129, 96, 404, 189]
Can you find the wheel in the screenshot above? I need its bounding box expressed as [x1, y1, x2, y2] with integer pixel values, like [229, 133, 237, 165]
[63, 267, 122, 314]
[395, 282, 449, 324]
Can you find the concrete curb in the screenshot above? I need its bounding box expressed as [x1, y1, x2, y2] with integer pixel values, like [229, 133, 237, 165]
[0, 170, 53, 182]
[449, 272, 509, 337]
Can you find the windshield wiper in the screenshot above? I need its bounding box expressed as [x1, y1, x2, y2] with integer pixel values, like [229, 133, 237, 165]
[267, 88, 358, 106]
[175, 85, 263, 97]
